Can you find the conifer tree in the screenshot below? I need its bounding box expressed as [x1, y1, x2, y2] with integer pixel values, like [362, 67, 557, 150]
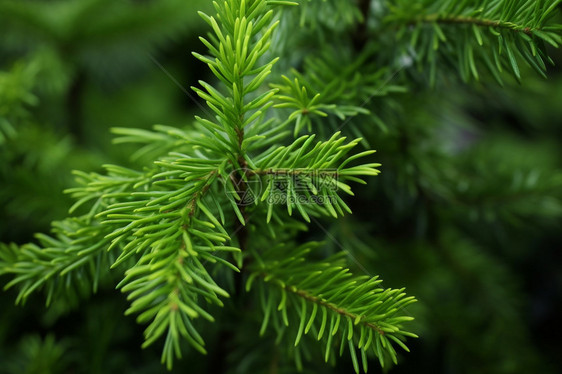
[1, 1, 562, 373]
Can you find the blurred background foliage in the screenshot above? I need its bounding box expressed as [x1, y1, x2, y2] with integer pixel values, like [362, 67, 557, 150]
[0, 0, 561, 373]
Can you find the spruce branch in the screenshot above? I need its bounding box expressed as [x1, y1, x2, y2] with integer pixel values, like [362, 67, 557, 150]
[246, 242, 417, 373]
[1, 1, 415, 372]
[418, 14, 536, 35]
[384, 0, 562, 84]
[2, 148, 242, 368]
[0, 219, 115, 306]
[192, 0, 287, 159]
[253, 133, 380, 221]
[271, 48, 405, 138]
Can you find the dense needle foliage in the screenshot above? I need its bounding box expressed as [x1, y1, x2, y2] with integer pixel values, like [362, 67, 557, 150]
[1, 1, 561, 373]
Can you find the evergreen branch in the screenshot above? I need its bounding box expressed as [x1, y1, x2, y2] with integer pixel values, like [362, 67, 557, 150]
[191, 0, 295, 229]
[98, 164, 222, 268]
[0, 219, 115, 306]
[283, 283, 387, 337]
[110, 125, 197, 163]
[192, 0, 286, 157]
[88, 157, 239, 368]
[384, 0, 562, 84]
[65, 165, 149, 217]
[387, 0, 562, 33]
[49, 3, 304, 364]
[418, 14, 536, 35]
[271, 48, 405, 137]
[0, 165, 149, 304]
[271, 75, 335, 136]
[116, 222, 237, 369]
[253, 133, 380, 221]
[1, 135, 240, 368]
[246, 242, 417, 372]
